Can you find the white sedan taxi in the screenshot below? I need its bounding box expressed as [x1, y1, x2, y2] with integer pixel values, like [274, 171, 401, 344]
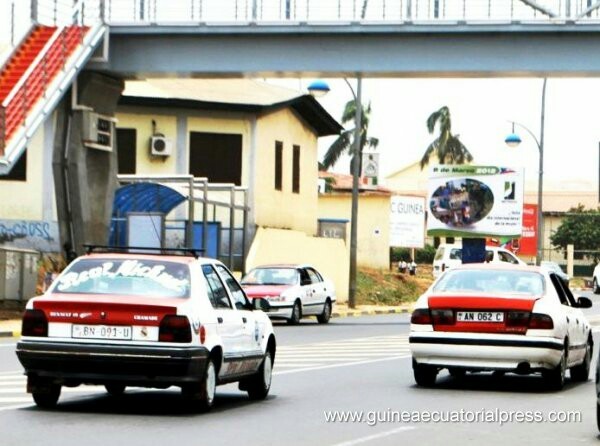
[409, 264, 592, 390]
[16, 247, 276, 410]
[241, 265, 335, 324]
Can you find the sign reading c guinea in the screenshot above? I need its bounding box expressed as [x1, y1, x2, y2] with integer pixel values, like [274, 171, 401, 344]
[389, 196, 425, 248]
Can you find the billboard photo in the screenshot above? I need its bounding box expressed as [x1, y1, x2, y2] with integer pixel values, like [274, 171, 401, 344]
[427, 165, 524, 238]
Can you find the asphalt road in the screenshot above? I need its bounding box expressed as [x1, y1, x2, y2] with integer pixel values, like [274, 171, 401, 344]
[1, 292, 600, 446]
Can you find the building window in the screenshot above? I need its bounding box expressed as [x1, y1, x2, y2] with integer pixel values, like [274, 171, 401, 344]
[189, 132, 242, 185]
[0, 149, 26, 181]
[275, 141, 283, 191]
[292, 145, 300, 194]
[116, 128, 137, 174]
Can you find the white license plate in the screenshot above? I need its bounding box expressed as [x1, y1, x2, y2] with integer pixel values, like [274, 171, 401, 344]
[456, 311, 504, 323]
[72, 324, 132, 340]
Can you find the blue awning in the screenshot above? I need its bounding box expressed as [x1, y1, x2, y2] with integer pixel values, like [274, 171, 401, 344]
[109, 183, 186, 246]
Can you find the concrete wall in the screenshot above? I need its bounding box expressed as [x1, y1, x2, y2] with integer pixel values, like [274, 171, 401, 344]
[318, 193, 391, 269]
[254, 108, 319, 235]
[246, 227, 349, 302]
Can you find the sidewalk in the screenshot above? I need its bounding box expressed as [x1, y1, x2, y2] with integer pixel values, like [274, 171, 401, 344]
[0, 319, 21, 338]
[332, 303, 413, 319]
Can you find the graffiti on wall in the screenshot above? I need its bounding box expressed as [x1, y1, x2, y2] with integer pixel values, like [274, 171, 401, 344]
[0, 219, 60, 252]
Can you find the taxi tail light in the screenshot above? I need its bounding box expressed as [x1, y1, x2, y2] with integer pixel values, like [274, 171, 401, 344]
[506, 311, 531, 327]
[22, 309, 48, 337]
[528, 313, 554, 330]
[411, 308, 432, 325]
[431, 309, 455, 325]
[199, 325, 206, 344]
[159, 315, 192, 343]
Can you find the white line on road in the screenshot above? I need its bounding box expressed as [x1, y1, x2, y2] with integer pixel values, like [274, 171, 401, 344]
[329, 426, 416, 446]
[0, 343, 16, 348]
[273, 355, 411, 376]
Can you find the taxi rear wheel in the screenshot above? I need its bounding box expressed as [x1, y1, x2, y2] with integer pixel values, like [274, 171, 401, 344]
[182, 359, 216, 412]
[571, 339, 592, 382]
[413, 359, 437, 387]
[543, 347, 567, 390]
[317, 300, 332, 324]
[246, 351, 273, 400]
[594, 278, 600, 294]
[31, 382, 61, 409]
[597, 403, 600, 432]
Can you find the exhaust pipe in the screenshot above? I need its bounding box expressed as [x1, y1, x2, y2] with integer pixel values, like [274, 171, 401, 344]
[515, 362, 531, 375]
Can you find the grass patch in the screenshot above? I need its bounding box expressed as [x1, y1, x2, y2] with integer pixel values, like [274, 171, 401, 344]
[356, 265, 433, 306]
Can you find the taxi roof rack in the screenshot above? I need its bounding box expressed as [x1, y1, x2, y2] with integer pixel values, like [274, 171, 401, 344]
[82, 245, 205, 258]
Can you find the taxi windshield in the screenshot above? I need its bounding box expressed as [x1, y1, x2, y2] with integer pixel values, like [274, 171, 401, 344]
[51, 258, 191, 298]
[434, 269, 544, 296]
[241, 268, 298, 286]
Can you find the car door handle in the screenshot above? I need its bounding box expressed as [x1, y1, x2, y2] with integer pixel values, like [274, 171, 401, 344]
[217, 317, 223, 324]
[566, 317, 570, 323]
[242, 317, 247, 323]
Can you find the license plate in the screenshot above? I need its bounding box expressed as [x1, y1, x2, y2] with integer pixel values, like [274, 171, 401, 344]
[456, 311, 504, 323]
[72, 324, 132, 340]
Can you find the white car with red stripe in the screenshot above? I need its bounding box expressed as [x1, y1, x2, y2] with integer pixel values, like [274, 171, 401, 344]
[16, 250, 276, 410]
[241, 265, 335, 324]
[409, 264, 593, 390]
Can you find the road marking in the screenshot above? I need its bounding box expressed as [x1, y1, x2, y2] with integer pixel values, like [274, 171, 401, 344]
[0, 343, 16, 348]
[274, 355, 410, 376]
[329, 426, 416, 446]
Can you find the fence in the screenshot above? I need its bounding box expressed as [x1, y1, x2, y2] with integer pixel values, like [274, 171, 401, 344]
[0, 247, 40, 303]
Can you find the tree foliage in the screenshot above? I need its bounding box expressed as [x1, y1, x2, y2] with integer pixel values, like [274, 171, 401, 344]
[322, 99, 379, 173]
[549, 204, 600, 260]
[420, 106, 473, 169]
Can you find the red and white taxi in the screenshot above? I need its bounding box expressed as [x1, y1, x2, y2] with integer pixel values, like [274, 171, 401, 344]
[16, 248, 276, 410]
[409, 264, 592, 390]
[241, 265, 335, 324]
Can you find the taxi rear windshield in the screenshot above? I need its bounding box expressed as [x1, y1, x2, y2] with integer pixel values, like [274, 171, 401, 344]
[434, 269, 544, 296]
[51, 258, 190, 298]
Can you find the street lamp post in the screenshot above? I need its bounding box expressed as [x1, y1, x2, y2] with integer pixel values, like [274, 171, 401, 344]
[308, 77, 362, 309]
[505, 78, 547, 266]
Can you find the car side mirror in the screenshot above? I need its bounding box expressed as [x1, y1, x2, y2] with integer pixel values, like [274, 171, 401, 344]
[253, 298, 270, 312]
[576, 297, 593, 309]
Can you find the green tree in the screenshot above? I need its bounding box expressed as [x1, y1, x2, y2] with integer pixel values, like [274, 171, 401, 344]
[550, 204, 600, 260]
[420, 106, 473, 169]
[322, 99, 379, 174]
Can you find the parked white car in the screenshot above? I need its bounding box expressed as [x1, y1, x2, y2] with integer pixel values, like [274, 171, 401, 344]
[432, 242, 526, 278]
[241, 264, 335, 324]
[592, 261, 600, 294]
[16, 248, 276, 411]
[410, 263, 592, 390]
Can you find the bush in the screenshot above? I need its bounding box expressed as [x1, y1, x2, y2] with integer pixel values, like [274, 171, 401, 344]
[390, 245, 437, 264]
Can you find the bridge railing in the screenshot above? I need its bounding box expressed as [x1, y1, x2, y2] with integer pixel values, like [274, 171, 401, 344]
[101, 0, 600, 24]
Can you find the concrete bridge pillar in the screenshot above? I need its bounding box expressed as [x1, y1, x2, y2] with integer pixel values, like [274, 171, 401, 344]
[52, 72, 124, 257]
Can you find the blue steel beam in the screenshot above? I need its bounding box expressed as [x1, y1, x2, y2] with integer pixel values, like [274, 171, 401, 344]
[90, 24, 600, 78]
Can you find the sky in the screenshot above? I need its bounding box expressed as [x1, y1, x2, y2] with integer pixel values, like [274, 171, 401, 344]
[267, 77, 600, 193]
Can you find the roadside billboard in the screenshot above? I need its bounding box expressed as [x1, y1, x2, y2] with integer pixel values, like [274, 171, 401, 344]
[519, 203, 538, 256]
[427, 165, 523, 238]
[389, 195, 425, 248]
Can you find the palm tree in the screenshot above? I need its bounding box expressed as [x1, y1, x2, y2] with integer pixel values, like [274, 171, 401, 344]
[420, 106, 473, 169]
[322, 99, 379, 174]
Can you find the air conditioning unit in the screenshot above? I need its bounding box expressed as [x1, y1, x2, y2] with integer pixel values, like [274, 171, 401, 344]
[150, 136, 173, 156]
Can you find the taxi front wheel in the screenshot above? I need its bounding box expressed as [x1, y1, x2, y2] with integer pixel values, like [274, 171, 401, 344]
[245, 351, 273, 400]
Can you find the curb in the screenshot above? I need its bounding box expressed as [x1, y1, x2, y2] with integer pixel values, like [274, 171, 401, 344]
[0, 330, 19, 339]
[332, 307, 412, 319]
